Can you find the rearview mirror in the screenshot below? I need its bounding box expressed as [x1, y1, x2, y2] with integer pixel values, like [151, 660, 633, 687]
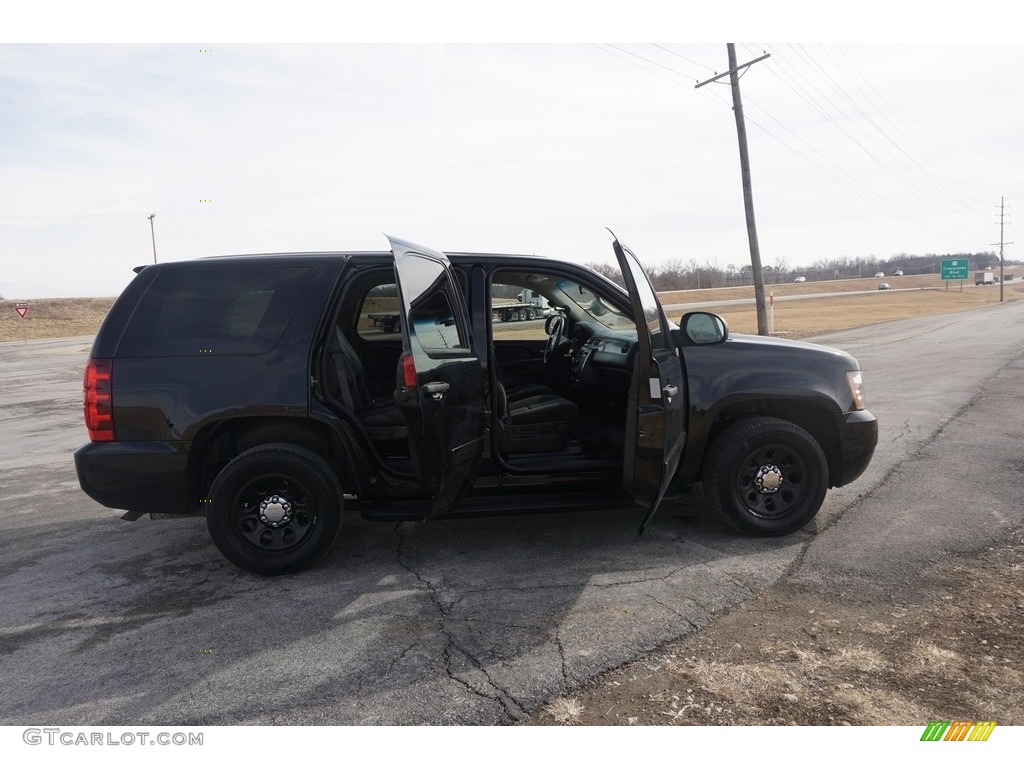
[681, 312, 728, 345]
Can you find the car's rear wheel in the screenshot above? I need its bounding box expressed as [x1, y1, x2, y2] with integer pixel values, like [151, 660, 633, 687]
[206, 443, 343, 574]
[702, 417, 827, 536]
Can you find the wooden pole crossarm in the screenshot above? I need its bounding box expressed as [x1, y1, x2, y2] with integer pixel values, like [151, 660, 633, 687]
[694, 52, 771, 88]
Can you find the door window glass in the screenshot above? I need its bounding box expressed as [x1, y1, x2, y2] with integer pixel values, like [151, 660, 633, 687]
[356, 281, 401, 339]
[410, 290, 465, 351]
[397, 253, 470, 355]
[621, 250, 668, 350]
[491, 280, 550, 340]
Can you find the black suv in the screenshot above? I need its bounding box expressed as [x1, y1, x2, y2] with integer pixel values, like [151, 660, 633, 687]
[76, 235, 877, 574]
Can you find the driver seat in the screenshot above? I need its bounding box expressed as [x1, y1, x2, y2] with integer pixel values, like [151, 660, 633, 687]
[498, 312, 568, 401]
[493, 379, 577, 454]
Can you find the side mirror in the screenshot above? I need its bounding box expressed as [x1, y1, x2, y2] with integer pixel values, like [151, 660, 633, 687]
[681, 312, 728, 345]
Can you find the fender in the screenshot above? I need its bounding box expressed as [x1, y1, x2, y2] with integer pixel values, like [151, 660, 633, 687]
[677, 335, 861, 484]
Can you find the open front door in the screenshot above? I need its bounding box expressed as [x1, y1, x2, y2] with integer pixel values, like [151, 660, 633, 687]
[388, 235, 486, 520]
[611, 234, 688, 535]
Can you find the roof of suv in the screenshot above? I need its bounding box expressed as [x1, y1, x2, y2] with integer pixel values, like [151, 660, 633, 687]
[134, 250, 591, 272]
[195, 250, 559, 262]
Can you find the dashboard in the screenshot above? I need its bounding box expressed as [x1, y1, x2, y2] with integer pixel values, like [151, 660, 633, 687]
[569, 322, 635, 393]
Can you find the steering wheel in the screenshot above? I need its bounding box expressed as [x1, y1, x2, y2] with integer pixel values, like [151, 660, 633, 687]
[544, 314, 566, 364]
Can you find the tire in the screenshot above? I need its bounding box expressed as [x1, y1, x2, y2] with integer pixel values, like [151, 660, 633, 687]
[702, 417, 828, 537]
[206, 443, 344, 574]
[527, 308, 537, 320]
[518, 309, 527, 321]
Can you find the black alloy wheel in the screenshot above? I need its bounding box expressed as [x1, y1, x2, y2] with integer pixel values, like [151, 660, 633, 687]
[702, 417, 828, 536]
[207, 443, 343, 574]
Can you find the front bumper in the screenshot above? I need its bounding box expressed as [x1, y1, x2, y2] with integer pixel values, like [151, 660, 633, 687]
[834, 409, 878, 486]
[74, 440, 191, 516]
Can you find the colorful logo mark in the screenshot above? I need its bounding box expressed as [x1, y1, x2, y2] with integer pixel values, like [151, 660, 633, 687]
[920, 720, 996, 742]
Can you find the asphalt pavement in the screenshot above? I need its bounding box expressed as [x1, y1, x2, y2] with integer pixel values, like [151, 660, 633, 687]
[0, 302, 1021, 724]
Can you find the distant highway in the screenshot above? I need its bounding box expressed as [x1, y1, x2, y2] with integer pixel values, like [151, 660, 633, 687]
[662, 285, 939, 312]
[661, 276, 1018, 312]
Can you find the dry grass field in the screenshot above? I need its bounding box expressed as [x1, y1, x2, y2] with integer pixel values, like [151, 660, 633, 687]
[658, 271, 945, 304]
[0, 297, 116, 342]
[658, 273, 1024, 336]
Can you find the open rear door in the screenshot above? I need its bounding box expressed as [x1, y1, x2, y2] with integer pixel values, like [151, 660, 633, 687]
[388, 235, 486, 520]
[611, 234, 688, 535]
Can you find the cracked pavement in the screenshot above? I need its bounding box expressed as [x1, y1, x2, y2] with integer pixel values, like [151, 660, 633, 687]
[1, 300, 1022, 725]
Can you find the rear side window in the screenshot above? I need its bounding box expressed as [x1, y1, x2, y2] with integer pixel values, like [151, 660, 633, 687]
[356, 281, 401, 339]
[117, 267, 316, 357]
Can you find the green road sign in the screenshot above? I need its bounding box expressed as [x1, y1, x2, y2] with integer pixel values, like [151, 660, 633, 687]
[941, 259, 969, 280]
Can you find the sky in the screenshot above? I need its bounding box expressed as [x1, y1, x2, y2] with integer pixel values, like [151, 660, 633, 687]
[1, 4, 1021, 298]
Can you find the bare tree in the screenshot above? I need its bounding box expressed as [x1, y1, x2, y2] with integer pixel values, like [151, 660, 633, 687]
[585, 261, 624, 287]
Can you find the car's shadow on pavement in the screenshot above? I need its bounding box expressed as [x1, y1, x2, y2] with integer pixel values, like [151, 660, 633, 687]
[0, 494, 810, 725]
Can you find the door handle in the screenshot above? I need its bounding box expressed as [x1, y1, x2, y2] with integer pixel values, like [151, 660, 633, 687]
[421, 381, 450, 400]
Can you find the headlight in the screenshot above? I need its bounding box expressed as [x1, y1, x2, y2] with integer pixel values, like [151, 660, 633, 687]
[847, 370, 865, 410]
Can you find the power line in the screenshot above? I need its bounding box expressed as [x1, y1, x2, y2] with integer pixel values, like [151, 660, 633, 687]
[590, 44, 693, 88]
[591, 43, 988, 250]
[600, 44, 700, 82]
[758, 44, 984, 241]
[832, 45, 993, 211]
[733, 45, 980, 244]
[649, 44, 717, 74]
[738, 111, 980, 245]
[769, 43, 992, 222]
[814, 45, 988, 218]
[786, 44, 984, 224]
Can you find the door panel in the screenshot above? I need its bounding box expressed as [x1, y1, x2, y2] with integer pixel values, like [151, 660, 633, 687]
[611, 235, 688, 534]
[389, 235, 486, 519]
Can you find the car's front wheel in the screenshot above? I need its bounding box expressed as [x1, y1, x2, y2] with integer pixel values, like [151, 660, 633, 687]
[206, 443, 343, 574]
[702, 417, 828, 536]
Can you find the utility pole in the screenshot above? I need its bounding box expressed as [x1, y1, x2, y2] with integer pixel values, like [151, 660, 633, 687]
[991, 197, 1013, 303]
[697, 45, 771, 335]
[148, 213, 158, 264]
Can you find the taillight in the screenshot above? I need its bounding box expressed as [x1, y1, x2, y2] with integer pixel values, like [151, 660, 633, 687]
[400, 352, 417, 388]
[83, 358, 114, 441]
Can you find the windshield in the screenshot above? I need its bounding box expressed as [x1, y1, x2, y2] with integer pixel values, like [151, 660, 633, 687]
[553, 279, 635, 331]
